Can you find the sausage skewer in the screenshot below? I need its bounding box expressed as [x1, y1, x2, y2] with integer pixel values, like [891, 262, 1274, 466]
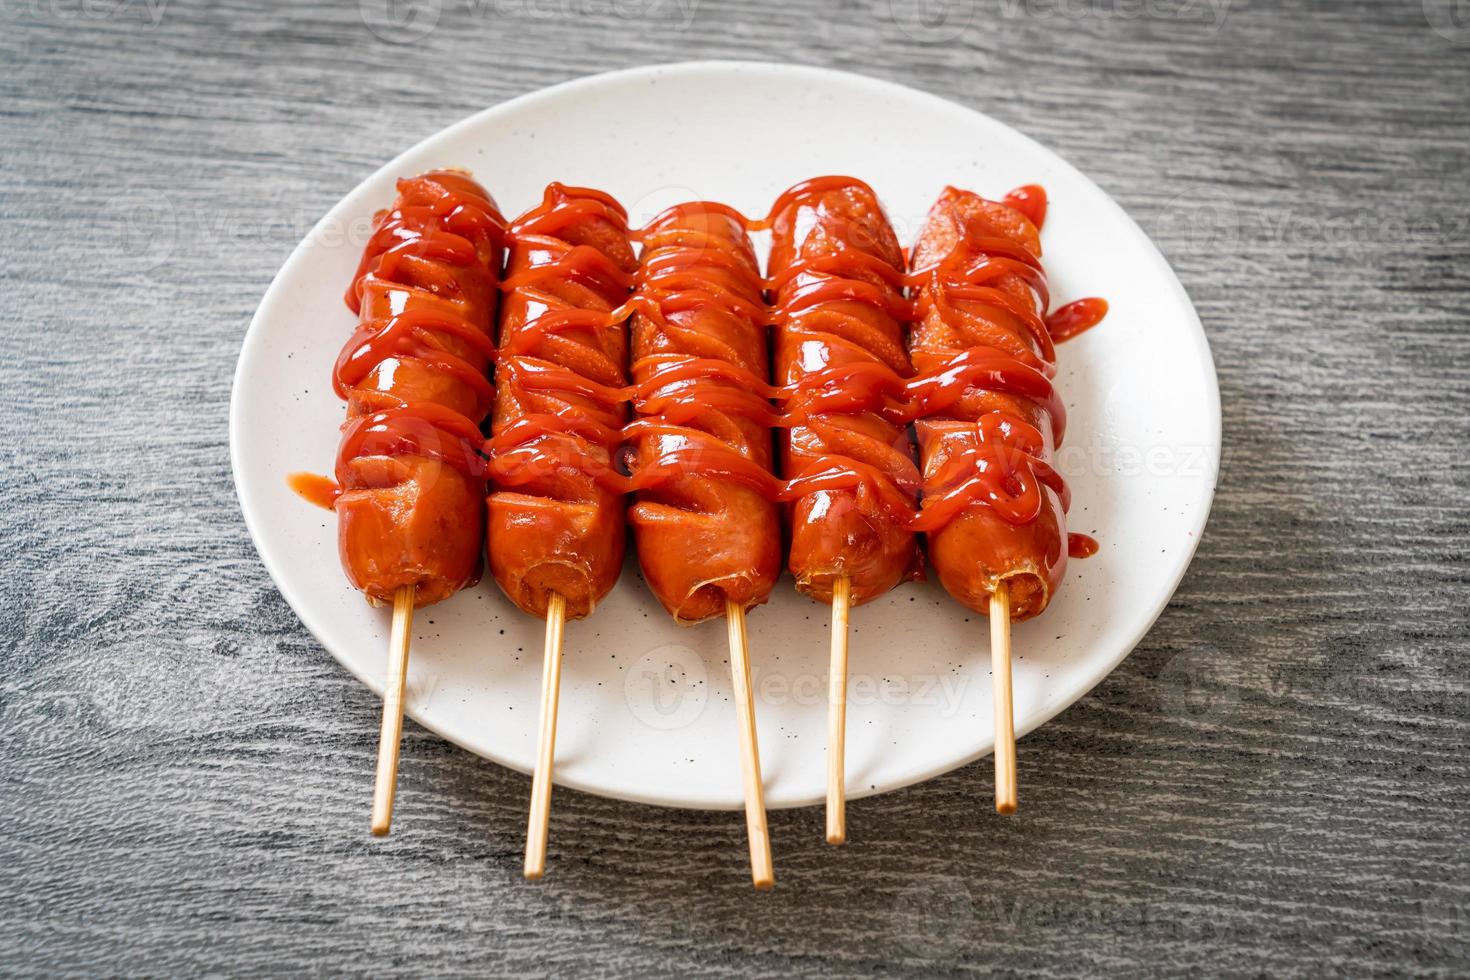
[989, 588, 1016, 811]
[764, 177, 919, 844]
[826, 575, 851, 843]
[907, 184, 1106, 812]
[625, 201, 778, 887]
[525, 592, 565, 877]
[372, 586, 415, 833]
[485, 183, 636, 878]
[726, 600, 772, 888]
[295, 170, 505, 833]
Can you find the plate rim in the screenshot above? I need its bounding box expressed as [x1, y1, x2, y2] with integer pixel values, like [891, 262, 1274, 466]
[230, 59, 1222, 811]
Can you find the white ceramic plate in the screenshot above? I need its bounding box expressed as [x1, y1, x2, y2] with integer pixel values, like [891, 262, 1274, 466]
[231, 61, 1219, 810]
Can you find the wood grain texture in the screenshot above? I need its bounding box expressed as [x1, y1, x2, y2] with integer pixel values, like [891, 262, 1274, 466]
[2, 0, 1468, 974]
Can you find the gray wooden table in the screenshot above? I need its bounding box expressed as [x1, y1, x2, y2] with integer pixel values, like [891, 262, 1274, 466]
[4, 0, 1468, 975]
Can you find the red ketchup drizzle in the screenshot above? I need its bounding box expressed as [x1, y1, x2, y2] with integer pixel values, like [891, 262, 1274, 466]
[761, 176, 923, 532]
[906, 346, 1067, 445]
[327, 172, 505, 488]
[1002, 184, 1048, 230]
[300, 178, 1109, 548]
[287, 472, 341, 510]
[623, 426, 783, 499]
[594, 177, 1107, 541]
[484, 184, 632, 487]
[1046, 297, 1109, 343]
[751, 175, 878, 232]
[910, 413, 1069, 531]
[336, 402, 487, 483]
[781, 455, 916, 526]
[901, 183, 1108, 550]
[623, 200, 776, 496]
[346, 171, 507, 312]
[332, 308, 497, 404]
[1068, 533, 1099, 558]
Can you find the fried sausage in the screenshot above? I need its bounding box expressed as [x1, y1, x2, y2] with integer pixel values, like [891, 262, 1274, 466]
[625, 202, 781, 623]
[766, 177, 921, 606]
[333, 170, 504, 607]
[907, 185, 1069, 620]
[486, 184, 635, 620]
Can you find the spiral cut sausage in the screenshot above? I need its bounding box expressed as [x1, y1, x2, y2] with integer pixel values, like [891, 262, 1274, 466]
[767, 177, 921, 606]
[485, 184, 635, 620]
[333, 170, 505, 607]
[907, 185, 1077, 621]
[625, 203, 781, 623]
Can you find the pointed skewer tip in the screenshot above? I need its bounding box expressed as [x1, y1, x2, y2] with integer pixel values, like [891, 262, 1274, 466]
[369, 584, 415, 837]
[726, 599, 774, 888]
[523, 592, 567, 882]
[825, 575, 851, 847]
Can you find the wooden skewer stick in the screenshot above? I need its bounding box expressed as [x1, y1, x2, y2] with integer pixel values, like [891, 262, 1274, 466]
[726, 599, 774, 889]
[826, 575, 852, 845]
[370, 584, 415, 836]
[990, 588, 1017, 815]
[524, 591, 567, 881]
